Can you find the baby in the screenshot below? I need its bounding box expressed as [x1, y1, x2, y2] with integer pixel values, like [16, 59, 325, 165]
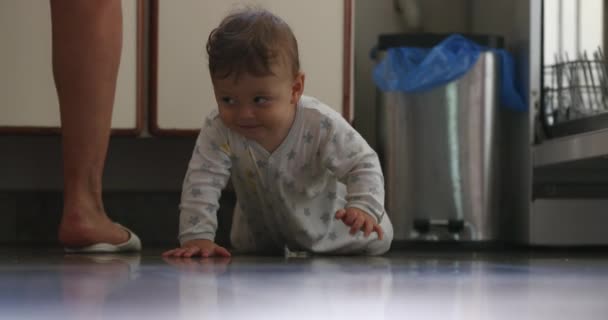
[163, 8, 393, 258]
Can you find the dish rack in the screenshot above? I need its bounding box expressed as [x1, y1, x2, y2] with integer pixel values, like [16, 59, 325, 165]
[540, 48, 608, 138]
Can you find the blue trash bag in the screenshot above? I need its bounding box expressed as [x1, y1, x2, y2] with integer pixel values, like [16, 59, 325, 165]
[373, 34, 527, 112]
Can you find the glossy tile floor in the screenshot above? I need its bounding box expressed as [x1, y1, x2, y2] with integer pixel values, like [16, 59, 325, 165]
[1, 247, 607, 320]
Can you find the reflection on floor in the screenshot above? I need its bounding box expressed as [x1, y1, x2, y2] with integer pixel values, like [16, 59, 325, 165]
[1, 247, 607, 320]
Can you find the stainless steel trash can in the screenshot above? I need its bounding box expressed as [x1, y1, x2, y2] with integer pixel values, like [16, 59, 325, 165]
[376, 34, 505, 242]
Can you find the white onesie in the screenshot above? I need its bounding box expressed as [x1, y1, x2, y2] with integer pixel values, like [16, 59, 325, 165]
[178, 95, 393, 255]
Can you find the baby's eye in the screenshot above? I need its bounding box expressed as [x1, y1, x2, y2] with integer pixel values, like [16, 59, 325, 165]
[254, 96, 269, 104]
[221, 97, 236, 105]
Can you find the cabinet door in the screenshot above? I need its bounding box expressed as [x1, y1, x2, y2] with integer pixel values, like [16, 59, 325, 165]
[150, 0, 353, 135]
[0, 0, 144, 135]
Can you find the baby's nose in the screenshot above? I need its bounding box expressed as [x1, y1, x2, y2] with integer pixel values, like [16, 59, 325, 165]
[237, 105, 256, 118]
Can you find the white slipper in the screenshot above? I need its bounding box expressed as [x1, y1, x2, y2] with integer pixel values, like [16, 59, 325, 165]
[64, 225, 142, 253]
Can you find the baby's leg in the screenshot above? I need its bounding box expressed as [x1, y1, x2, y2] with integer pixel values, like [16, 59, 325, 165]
[363, 217, 393, 255]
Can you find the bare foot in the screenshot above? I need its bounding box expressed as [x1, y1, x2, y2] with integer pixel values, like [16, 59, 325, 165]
[59, 210, 130, 248]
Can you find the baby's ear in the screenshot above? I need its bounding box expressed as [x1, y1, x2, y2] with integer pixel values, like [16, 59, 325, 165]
[291, 72, 305, 104]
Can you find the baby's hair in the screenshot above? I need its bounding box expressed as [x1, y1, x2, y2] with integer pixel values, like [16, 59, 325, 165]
[206, 7, 300, 80]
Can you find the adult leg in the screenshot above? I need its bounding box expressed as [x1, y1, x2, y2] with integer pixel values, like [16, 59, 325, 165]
[50, 0, 129, 247]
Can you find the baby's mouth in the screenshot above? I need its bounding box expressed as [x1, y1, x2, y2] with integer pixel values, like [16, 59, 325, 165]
[237, 124, 261, 132]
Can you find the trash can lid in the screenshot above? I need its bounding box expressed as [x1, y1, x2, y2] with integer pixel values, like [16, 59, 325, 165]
[377, 33, 504, 50]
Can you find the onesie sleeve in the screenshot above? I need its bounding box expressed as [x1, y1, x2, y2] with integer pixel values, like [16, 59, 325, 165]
[178, 114, 232, 245]
[318, 114, 386, 223]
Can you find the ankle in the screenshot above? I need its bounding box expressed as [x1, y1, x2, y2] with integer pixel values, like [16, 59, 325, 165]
[63, 171, 105, 208]
[62, 191, 105, 218]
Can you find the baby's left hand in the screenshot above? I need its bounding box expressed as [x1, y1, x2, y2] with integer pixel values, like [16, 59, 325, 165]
[335, 208, 384, 240]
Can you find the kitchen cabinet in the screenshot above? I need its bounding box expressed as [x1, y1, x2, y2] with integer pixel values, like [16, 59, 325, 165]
[0, 0, 144, 135]
[149, 0, 353, 135]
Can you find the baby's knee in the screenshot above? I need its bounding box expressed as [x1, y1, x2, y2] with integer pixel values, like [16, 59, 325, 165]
[365, 221, 394, 255]
[364, 234, 392, 256]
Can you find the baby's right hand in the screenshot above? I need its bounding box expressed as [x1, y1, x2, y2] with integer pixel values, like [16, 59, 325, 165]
[162, 239, 231, 258]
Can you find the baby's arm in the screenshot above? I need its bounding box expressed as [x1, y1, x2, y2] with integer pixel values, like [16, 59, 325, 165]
[164, 114, 232, 257]
[319, 114, 386, 237]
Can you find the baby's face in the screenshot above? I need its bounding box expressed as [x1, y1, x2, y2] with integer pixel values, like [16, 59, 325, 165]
[212, 64, 304, 149]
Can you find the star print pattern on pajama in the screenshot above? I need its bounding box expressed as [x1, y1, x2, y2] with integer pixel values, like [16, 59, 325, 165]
[178, 96, 393, 255]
